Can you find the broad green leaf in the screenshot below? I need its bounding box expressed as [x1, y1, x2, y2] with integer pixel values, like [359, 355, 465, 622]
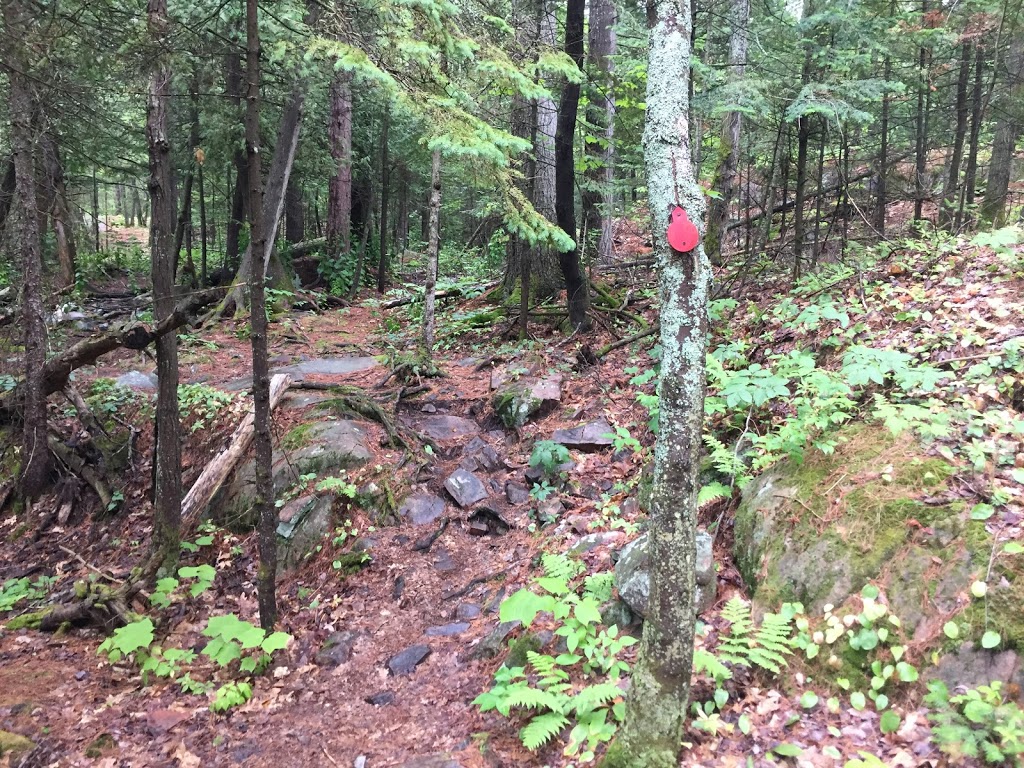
[800, 691, 819, 709]
[943, 622, 960, 639]
[981, 631, 1001, 649]
[499, 589, 554, 627]
[970, 503, 995, 521]
[850, 691, 867, 710]
[879, 710, 900, 734]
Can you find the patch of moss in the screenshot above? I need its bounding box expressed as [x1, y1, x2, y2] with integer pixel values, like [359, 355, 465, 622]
[332, 552, 369, 576]
[0, 730, 34, 759]
[282, 423, 315, 451]
[85, 733, 116, 758]
[505, 633, 544, 668]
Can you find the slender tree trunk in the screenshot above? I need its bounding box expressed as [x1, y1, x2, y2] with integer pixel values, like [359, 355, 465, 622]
[133, 186, 147, 227]
[0, 159, 17, 243]
[285, 176, 304, 243]
[582, 0, 616, 264]
[421, 150, 442, 361]
[377, 104, 391, 293]
[914, 0, 931, 222]
[600, 0, 709, 760]
[959, 42, 985, 229]
[554, 0, 591, 330]
[5, 4, 50, 503]
[982, 35, 1024, 226]
[41, 133, 77, 288]
[941, 42, 971, 229]
[92, 169, 101, 252]
[397, 164, 410, 253]
[812, 120, 826, 267]
[224, 51, 247, 272]
[198, 160, 208, 285]
[704, 0, 749, 263]
[326, 70, 353, 259]
[793, 113, 810, 281]
[875, 51, 892, 235]
[145, 0, 181, 572]
[350, 186, 375, 299]
[244, 0, 276, 630]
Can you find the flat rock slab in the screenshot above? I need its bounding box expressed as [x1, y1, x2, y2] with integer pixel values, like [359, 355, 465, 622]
[315, 630, 360, 667]
[412, 415, 481, 442]
[274, 356, 380, 376]
[425, 622, 470, 637]
[398, 493, 446, 525]
[444, 468, 488, 508]
[552, 418, 615, 450]
[387, 644, 431, 676]
[398, 756, 464, 768]
[115, 370, 158, 390]
[491, 371, 563, 428]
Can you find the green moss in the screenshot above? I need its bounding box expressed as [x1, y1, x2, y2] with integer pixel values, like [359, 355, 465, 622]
[331, 552, 369, 575]
[0, 730, 34, 759]
[282, 423, 315, 451]
[85, 733, 116, 758]
[505, 633, 543, 668]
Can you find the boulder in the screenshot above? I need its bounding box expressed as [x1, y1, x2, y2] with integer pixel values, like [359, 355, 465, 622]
[412, 415, 481, 442]
[614, 531, 716, 618]
[491, 371, 562, 428]
[398, 493, 447, 525]
[277, 495, 335, 570]
[443, 468, 488, 508]
[552, 418, 615, 451]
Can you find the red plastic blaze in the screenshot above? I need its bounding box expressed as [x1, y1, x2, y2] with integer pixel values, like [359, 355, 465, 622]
[666, 206, 699, 253]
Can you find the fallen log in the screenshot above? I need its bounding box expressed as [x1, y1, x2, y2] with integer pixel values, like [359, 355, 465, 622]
[180, 373, 292, 529]
[0, 287, 224, 420]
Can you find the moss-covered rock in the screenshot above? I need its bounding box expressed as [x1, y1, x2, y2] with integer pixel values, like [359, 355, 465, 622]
[0, 730, 35, 760]
[734, 428, 1016, 655]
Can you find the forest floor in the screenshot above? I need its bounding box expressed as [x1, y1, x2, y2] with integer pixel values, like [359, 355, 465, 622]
[1, 220, 1022, 767]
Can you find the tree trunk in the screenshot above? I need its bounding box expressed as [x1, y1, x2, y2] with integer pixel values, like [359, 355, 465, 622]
[581, 0, 616, 264]
[914, 0, 931, 222]
[554, 0, 591, 331]
[704, 0, 749, 263]
[133, 186, 147, 227]
[0, 159, 16, 244]
[941, 42, 971, 228]
[146, 0, 181, 573]
[600, 0, 709, 761]
[981, 35, 1023, 226]
[245, 0, 276, 631]
[285, 176, 304, 243]
[41, 133, 77, 288]
[326, 70, 353, 259]
[377, 104, 391, 293]
[959, 42, 985, 229]
[5, 4, 50, 503]
[421, 150, 442, 362]
[173, 83, 201, 284]
[875, 50, 892, 235]
[793, 113, 810, 280]
[198, 160, 208, 285]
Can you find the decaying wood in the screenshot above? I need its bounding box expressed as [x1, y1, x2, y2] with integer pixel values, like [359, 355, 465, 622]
[47, 432, 113, 509]
[381, 286, 466, 309]
[180, 373, 291, 529]
[595, 322, 660, 358]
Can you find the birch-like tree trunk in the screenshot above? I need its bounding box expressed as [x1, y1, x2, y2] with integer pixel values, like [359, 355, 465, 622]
[421, 149, 442, 362]
[581, 0, 617, 264]
[600, 0, 710, 760]
[326, 70, 353, 259]
[145, 0, 181, 571]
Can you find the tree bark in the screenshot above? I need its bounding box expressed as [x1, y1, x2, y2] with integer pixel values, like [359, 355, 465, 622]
[421, 150, 442, 361]
[875, 50, 892, 234]
[146, 0, 181, 573]
[0, 159, 15, 244]
[600, 0, 709, 762]
[941, 42, 971, 229]
[704, 0, 749, 263]
[326, 70, 353, 259]
[224, 52, 247, 271]
[959, 42, 985, 229]
[41, 133, 78, 288]
[377, 104, 391, 293]
[914, 0, 932, 222]
[5, 2, 50, 502]
[285, 175, 304, 243]
[554, 0, 591, 331]
[245, 0, 277, 630]
[982, 35, 1023, 226]
[581, 0, 617, 264]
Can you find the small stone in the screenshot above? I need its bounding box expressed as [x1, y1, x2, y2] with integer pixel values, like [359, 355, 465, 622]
[413, 415, 480, 442]
[365, 691, 395, 706]
[505, 481, 530, 505]
[315, 630, 360, 667]
[443, 468, 488, 508]
[433, 549, 457, 572]
[460, 621, 519, 662]
[387, 644, 432, 676]
[467, 507, 511, 536]
[456, 603, 481, 621]
[398, 493, 447, 525]
[75, 670, 89, 682]
[551, 418, 615, 451]
[425, 623, 470, 637]
[421, 403, 437, 413]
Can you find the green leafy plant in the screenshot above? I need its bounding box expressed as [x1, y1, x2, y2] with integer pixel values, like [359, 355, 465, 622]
[178, 383, 235, 433]
[717, 596, 798, 675]
[925, 680, 1024, 765]
[0, 575, 54, 613]
[529, 440, 571, 482]
[474, 554, 635, 761]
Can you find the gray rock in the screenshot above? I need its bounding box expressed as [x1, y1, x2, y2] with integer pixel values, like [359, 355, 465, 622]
[315, 630, 360, 667]
[462, 437, 501, 472]
[432, 549, 457, 572]
[552, 418, 615, 451]
[456, 603, 481, 621]
[600, 599, 635, 629]
[614, 531, 716, 618]
[273, 356, 379, 377]
[413, 415, 481, 442]
[929, 644, 1024, 702]
[492, 372, 562, 428]
[461, 621, 520, 662]
[425, 622, 471, 637]
[444, 468, 488, 508]
[506, 481, 531, 505]
[276, 495, 334, 570]
[398, 493, 447, 525]
[387, 644, 432, 676]
[569, 531, 625, 555]
[114, 370, 158, 390]
[365, 691, 395, 706]
[286, 421, 372, 474]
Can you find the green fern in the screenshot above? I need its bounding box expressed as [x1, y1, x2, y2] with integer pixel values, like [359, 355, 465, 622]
[572, 682, 624, 715]
[502, 686, 567, 714]
[693, 647, 732, 684]
[542, 552, 583, 582]
[718, 596, 795, 674]
[521, 711, 570, 750]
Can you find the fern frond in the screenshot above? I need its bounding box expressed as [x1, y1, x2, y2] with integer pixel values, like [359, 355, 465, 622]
[693, 648, 732, 683]
[541, 553, 582, 582]
[718, 596, 754, 664]
[747, 647, 788, 674]
[571, 682, 624, 715]
[521, 711, 570, 751]
[503, 686, 567, 713]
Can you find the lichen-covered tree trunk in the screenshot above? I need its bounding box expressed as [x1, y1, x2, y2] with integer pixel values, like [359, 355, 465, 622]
[982, 35, 1024, 226]
[581, 0, 616, 264]
[599, 0, 710, 764]
[245, 0, 276, 630]
[421, 149, 442, 361]
[146, 0, 181, 571]
[704, 0, 749, 264]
